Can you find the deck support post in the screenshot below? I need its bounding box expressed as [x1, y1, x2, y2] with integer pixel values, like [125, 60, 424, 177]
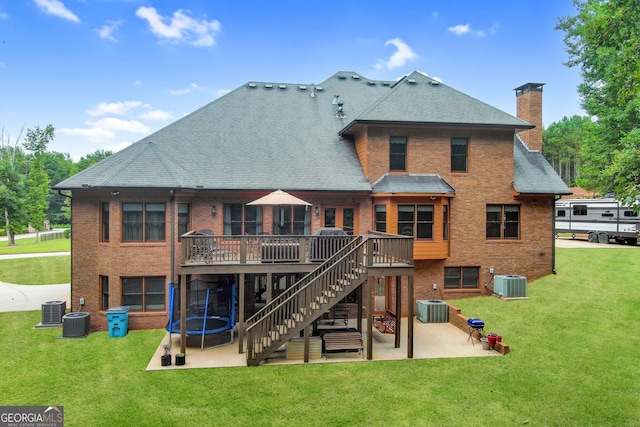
[395, 276, 401, 349]
[407, 274, 414, 359]
[238, 273, 245, 354]
[180, 273, 187, 355]
[366, 276, 374, 360]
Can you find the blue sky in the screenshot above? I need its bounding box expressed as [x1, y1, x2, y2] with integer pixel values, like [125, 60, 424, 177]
[1, 0, 584, 161]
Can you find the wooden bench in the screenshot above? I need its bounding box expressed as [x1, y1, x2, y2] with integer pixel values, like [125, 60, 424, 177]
[322, 332, 364, 358]
[373, 310, 396, 334]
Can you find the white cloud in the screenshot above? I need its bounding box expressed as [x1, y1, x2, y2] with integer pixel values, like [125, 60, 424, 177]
[169, 88, 191, 95]
[0, 61, 6, 69]
[139, 109, 173, 121]
[95, 20, 123, 41]
[87, 117, 150, 134]
[135, 7, 221, 46]
[169, 83, 202, 95]
[0, 12, 9, 19]
[86, 101, 142, 117]
[374, 38, 418, 70]
[33, 0, 79, 23]
[448, 24, 470, 35]
[58, 126, 115, 142]
[448, 23, 496, 37]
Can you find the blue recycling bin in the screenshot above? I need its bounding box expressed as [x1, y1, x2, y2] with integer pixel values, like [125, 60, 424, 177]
[106, 306, 130, 337]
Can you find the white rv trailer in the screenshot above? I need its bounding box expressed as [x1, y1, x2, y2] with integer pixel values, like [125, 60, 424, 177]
[555, 197, 639, 245]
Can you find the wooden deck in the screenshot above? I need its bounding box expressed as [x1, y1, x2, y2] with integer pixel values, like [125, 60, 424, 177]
[181, 233, 414, 270]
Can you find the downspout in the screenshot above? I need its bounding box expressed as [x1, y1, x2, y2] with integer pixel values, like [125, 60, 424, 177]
[170, 189, 175, 285]
[552, 195, 559, 274]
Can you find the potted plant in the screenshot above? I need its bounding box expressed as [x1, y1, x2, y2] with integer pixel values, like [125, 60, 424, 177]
[161, 344, 172, 366]
[175, 353, 186, 366]
[486, 332, 498, 348]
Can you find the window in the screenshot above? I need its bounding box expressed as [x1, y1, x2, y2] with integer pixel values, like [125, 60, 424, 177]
[177, 203, 190, 240]
[374, 205, 387, 232]
[451, 138, 468, 172]
[390, 136, 407, 171]
[556, 209, 566, 217]
[623, 210, 638, 217]
[274, 205, 309, 235]
[100, 276, 109, 310]
[122, 277, 165, 311]
[444, 267, 479, 289]
[573, 205, 587, 216]
[398, 204, 434, 239]
[486, 205, 520, 239]
[122, 203, 166, 242]
[224, 204, 263, 235]
[101, 202, 109, 242]
[443, 204, 449, 240]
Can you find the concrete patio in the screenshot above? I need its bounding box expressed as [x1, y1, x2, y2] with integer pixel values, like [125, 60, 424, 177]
[146, 317, 503, 371]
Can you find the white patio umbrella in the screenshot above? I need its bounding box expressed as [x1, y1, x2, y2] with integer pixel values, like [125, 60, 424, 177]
[247, 189, 311, 206]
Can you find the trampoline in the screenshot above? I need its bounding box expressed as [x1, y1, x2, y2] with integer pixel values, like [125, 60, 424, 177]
[167, 280, 236, 350]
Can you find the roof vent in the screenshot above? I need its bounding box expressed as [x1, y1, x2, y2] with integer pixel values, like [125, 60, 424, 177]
[430, 77, 443, 86]
[382, 82, 390, 86]
[315, 86, 323, 91]
[338, 75, 346, 80]
[265, 84, 273, 89]
[367, 81, 376, 86]
[407, 79, 416, 84]
[248, 83, 257, 88]
[299, 85, 307, 90]
[278, 84, 287, 89]
[352, 75, 360, 80]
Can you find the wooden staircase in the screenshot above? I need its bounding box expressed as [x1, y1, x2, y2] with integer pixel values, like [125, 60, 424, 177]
[246, 238, 368, 366]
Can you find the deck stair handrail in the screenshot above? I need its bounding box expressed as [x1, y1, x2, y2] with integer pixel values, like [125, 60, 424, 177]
[245, 236, 362, 326]
[246, 240, 369, 366]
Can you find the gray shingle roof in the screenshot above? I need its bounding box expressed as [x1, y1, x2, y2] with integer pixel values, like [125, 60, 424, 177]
[340, 71, 532, 134]
[54, 70, 565, 197]
[513, 135, 571, 195]
[372, 174, 455, 194]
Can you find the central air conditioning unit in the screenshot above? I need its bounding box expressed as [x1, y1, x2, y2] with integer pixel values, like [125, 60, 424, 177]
[494, 275, 527, 298]
[416, 300, 449, 323]
[62, 312, 91, 338]
[41, 300, 66, 325]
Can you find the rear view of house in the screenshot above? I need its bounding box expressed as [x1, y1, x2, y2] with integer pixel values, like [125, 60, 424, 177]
[53, 71, 569, 363]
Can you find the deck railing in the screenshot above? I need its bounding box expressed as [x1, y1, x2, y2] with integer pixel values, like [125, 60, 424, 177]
[182, 232, 361, 265]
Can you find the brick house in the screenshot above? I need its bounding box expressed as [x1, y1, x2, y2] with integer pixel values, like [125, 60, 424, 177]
[54, 71, 569, 364]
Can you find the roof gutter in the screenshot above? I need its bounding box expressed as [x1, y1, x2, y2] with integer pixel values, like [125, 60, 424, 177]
[339, 120, 535, 137]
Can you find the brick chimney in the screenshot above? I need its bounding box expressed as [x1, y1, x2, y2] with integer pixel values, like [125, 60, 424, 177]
[514, 83, 545, 152]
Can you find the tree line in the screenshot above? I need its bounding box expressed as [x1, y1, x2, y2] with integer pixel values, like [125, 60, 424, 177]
[551, 0, 640, 203]
[0, 125, 111, 244]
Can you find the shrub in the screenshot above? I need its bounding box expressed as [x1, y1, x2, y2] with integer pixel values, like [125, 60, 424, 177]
[63, 229, 71, 239]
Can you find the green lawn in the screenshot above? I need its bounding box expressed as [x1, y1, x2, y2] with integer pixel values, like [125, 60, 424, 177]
[0, 235, 71, 254]
[1, 248, 639, 426]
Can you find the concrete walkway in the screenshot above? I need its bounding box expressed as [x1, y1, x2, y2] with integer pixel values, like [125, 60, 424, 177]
[0, 248, 71, 312]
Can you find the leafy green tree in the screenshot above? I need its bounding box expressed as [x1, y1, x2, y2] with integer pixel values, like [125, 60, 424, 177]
[71, 149, 113, 175]
[42, 151, 73, 224]
[0, 127, 28, 245]
[557, 0, 640, 201]
[543, 115, 595, 187]
[24, 125, 54, 243]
